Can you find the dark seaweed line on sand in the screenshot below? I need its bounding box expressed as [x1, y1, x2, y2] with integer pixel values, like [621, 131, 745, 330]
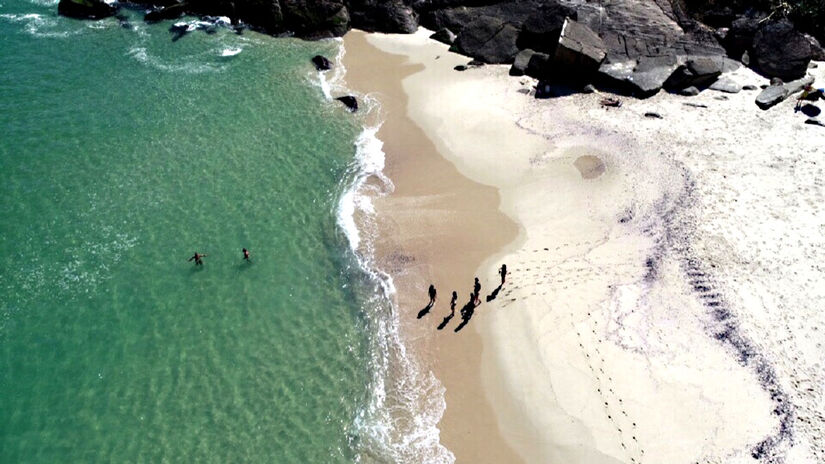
[640, 168, 794, 464]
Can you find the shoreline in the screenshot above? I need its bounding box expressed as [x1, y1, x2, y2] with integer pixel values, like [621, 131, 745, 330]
[340, 27, 825, 464]
[341, 30, 523, 463]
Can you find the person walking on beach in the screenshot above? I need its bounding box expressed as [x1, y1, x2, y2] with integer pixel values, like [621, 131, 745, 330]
[243, 248, 251, 261]
[188, 252, 207, 266]
[428, 284, 437, 306]
[473, 277, 481, 305]
[449, 291, 458, 316]
[499, 264, 507, 285]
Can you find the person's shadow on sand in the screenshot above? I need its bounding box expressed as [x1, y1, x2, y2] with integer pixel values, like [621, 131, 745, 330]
[485, 283, 503, 302]
[437, 312, 454, 330]
[417, 302, 434, 319]
[454, 300, 477, 333]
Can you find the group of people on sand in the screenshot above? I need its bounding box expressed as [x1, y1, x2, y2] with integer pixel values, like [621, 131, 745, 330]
[422, 264, 507, 332]
[188, 248, 251, 266]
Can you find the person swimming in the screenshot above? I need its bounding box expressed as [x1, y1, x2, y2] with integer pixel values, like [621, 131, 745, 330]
[188, 252, 207, 266]
[243, 248, 250, 261]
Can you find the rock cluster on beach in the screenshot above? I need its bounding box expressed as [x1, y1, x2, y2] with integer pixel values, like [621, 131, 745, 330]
[59, 0, 823, 107]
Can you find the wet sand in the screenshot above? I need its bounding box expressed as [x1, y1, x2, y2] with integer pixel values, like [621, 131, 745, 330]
[342, 31, 522, 463]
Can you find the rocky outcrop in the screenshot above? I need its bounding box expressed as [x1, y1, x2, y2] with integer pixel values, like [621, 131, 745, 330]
[58, 0, 116, 19]
[450, 15, 520, 64]
[516, 1, 576, 54]
[752, 20, 812, 80]
[349, 0, 417, 33]
[553, 19, 606, 77]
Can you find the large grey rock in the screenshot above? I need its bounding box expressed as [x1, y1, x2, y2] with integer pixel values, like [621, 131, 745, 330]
[552, 18, 606, 80]
[430, 27, 456, 45]
[754, 76, 817, 110]
[510, 49, 536, 76]
[805, 34, 825, 61]
[710, 77, 742, 94]
[627, 55, 680, 97]
[665, 56, 723, 90]
[756, 85, 790, 109]
[596, 59, 635, 92]
[450, 15, 520, 64]
[752, 20, 812, 80]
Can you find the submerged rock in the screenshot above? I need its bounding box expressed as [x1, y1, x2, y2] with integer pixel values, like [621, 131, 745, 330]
[58, 0, 116, 19]
[312, 55, 332, 71]
[336, 95, 358, 112]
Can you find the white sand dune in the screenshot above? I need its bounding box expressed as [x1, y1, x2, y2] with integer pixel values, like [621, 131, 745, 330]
[364, 29, 825, 464]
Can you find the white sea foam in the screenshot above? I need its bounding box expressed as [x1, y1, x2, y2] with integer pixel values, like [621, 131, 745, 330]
[333, 41, 454, 463]
[220, 47, 242, 57]
[315, 37, 346, 101]
[127, 46, 225, 74]
[0, 12, 82, 37]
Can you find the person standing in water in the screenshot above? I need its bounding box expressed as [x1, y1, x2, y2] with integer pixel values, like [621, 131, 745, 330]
[428, 284, 437, 306]
[243, 248, 251, 261]
[499, 264, 507, 284]
[473, 277, 481, 305]
[188, 252, 207, 266]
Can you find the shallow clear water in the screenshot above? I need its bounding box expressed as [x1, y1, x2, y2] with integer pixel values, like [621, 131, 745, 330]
[0, 3, 374, 462]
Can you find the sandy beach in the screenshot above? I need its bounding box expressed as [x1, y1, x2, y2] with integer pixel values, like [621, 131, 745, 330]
[343, 27, 825, 464]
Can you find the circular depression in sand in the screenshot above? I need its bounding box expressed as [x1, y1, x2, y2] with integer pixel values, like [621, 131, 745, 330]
[573, 155, 606, 179]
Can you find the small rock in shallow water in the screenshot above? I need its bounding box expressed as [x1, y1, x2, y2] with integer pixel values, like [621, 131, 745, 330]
[336, 96, 358, 112]
[684, 102, 708, 108]
[644, 112, 663, 118]
[311, 55, 332, 71]
[454, 65, 467, 71]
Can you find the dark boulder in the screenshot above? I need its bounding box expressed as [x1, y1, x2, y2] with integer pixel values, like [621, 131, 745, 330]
[509, 49, 535, 76]
[752, 20, 812, 80]
[552, 18, 606, 81]
[525, 51, 552, 80]
[724, 14, 762, 59]
[534, 80, 554, 99]
[680, 86, 700, 96]
[312, 55, 332, 70]
[336, 95, 358, 111]
[804, 34, 825, 61]
[58, 0, 116, 19]
[664, 56, 723, 90]
[806, 118, 825, 127]
[430, 27, 457, 45]
[450, 15, 519, 64]
[516, 1, 577, 54]
[145, 3, 188, 22]
[349, 0, 417, 34]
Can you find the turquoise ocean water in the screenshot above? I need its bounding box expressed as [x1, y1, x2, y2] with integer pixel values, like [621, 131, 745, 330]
[0, 3, 431, 462]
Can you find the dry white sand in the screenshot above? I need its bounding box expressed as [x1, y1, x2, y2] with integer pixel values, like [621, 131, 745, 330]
[363, 28, 825, 464]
